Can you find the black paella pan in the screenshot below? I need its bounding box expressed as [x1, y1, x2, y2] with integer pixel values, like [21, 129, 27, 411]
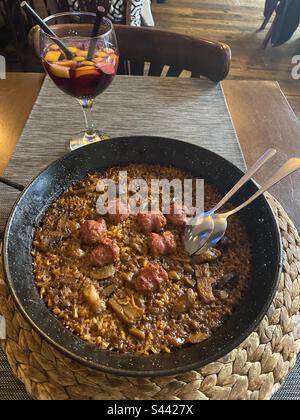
[1, 136, 282, 377]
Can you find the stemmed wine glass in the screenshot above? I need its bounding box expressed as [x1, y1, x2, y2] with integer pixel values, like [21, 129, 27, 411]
[40, 12, 119, 150]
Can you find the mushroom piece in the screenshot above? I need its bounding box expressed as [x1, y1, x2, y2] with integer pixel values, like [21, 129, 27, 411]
[83, 285, 106, 313]
[192, 248, 221, 264]
[195, 263, 217, 304]
[90, 264, 116, 280]
[172, 289, 196, 315]
[102, 283, 117, 297]
[166, 335, 185, 348]
[108, 298, 144, 326]
[195, 263, 211, 278]
[196, 277, 216, 304]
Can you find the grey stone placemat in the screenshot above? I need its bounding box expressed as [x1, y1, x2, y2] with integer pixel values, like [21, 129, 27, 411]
[0, 76, 298, 400]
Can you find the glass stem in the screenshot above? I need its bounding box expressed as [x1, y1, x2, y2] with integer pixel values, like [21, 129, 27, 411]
[79, 99, 96, 136]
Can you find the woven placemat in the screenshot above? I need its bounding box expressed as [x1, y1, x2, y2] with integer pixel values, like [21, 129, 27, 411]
[0, 193, 299, 400]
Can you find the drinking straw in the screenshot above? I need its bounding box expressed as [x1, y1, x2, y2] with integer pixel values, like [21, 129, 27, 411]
[20, 1, 74, 60]
[87, 5, 106, 61]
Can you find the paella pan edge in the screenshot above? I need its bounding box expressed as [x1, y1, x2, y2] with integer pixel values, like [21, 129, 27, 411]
[3, 136, 282, 377]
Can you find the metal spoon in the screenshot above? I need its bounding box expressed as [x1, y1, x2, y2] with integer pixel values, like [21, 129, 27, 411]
[184, 148, 277, 256]
[196, 157, 300, 254]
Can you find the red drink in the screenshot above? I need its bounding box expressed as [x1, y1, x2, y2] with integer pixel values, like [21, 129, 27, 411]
[42, 44, 119, 99]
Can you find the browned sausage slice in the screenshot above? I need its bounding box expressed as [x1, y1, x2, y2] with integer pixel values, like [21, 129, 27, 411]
[148, 231, 176, 256]
[135, 263, 168, 293]
[90, 238, 120, 267]
[137, 211, 167, 233]
[81, 219, 107, 245]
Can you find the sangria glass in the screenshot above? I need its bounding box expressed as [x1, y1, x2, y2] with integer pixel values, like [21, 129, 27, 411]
[40, 12, 119, 150]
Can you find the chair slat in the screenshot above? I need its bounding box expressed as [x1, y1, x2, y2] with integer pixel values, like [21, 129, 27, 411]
[129, 60, 145, 76]
[148, 61, 164, 77]
[29, 25, 231, 82]
[166, 66, 183, 77]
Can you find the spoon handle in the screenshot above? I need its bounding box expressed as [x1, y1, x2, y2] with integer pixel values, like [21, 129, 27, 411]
[224, 158, 300, 217]
[210, 148, 276, 214]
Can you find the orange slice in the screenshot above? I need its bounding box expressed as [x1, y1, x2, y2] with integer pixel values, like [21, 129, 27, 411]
[75, 66, 99, 77]
[50, 44, 61, 51]
[50, 64, 70, 78]
[93, 57, 106, 63]
[74, 56, 85, 62]
[68, 47, 80, 54]
[95, 51, 108, 58]
[45, 51, 61, 62]
[80, 60, 95, 66]
[76, 50, 88, 57]
[55, 60, 77, 68]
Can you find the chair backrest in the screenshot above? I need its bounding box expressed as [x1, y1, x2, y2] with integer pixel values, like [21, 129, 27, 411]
[29, 24, 231, 82]
[114, 25, 231, 82]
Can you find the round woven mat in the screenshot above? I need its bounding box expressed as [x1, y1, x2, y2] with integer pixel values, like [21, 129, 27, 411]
[0, 193, 300, 400]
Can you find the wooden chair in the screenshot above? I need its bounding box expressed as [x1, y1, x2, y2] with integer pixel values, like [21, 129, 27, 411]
[43, 0, 131, 25]
[115, 26, 231, 82]
[30, 25, 231, 82]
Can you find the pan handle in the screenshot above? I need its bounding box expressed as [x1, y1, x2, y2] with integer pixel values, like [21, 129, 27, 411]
[0, 177, 25, 240]
[0, 177, 25, 192]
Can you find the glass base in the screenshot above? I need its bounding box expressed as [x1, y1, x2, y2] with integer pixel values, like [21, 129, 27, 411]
[70, 131, 110, 151]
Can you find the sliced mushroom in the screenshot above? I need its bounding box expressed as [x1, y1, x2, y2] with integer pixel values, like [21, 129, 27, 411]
[108, 298, 133, 326]
[129, 328, 146, 340]
[108, 298, 144, 326]
[102, 283, 117, 297]
[183, 276, 196, 288]
[90, 265, 116, 280]
[187, 331, 209, 344]
[166, 335, 185, 348]
[172, 289, 196, 315]
[83, 285, 106, 313]
[192, 248, 221, 264]
[184, 263, 194, 275]
[195, 263, 211, 278]
[196, 277, 215, 304]
[123, 303, 144, 321]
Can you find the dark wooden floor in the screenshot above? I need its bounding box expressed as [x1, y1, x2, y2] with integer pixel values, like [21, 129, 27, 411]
[152, 0, 300, 118]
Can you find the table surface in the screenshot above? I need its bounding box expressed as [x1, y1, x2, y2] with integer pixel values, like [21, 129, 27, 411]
[1, 74, 299, 230]
[0, 74, 299, 401]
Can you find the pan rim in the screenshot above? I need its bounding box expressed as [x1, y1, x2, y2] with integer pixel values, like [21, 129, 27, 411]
[2, 136, 283, 377]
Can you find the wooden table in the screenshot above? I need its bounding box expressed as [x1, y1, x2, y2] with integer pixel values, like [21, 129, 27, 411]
[1, 73, 300, 230]
[0, 73, 44, 175]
